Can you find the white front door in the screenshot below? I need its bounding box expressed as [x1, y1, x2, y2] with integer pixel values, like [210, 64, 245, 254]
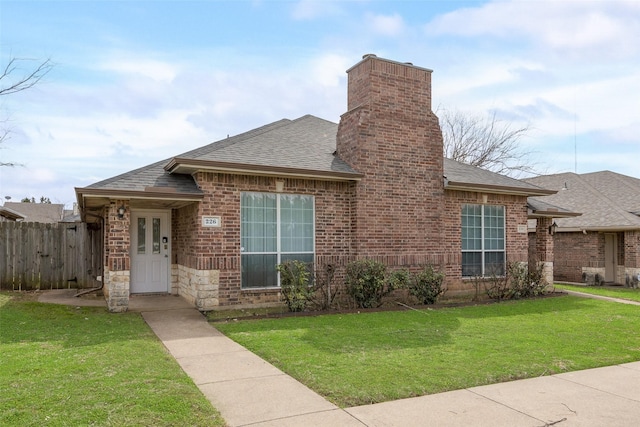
[130, 210, 170, 293]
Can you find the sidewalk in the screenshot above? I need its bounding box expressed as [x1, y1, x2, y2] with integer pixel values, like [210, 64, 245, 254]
[39, 290, 640, 426]
[141, 302, 640, 427]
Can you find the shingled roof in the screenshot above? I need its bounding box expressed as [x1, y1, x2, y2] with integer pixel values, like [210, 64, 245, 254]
[525, 171, 640, 231]
[0, 202, 64, 223]
[77, 114, 556, 213]
[443, 158, 554, 196]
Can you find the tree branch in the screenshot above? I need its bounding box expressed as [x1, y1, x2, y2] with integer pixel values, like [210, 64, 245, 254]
[438, 107, 537, 177]
[0, 57, 54, 96]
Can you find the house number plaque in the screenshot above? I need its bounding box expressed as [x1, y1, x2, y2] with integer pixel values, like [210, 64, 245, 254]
[202, 216, 221, 227]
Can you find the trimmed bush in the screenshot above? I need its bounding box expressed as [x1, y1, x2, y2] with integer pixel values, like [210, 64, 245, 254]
[407, 265, 446, 304]
[345, 259, 405, 308]
[277, 260, 312, 312]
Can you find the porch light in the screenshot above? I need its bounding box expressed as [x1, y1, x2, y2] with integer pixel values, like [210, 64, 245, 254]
[117, 205, 126, 219]
[548, 221, 558, 235]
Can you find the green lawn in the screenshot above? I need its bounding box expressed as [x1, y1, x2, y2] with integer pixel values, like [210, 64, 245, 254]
[0, 292, 225, 427]
[216, 295, 640, 407]
[555, 283, 640, 302]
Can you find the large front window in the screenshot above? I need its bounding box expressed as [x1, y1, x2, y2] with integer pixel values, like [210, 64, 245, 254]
[240, 192, 314, 289]
[462, 204, 505, 277]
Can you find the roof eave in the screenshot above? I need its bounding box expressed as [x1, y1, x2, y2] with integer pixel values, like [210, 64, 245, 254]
[445, 181, 556, 197]
[528, 210, 582, 219]
[0, 207, 26, 221]
[561, 225, 640, 232]
[165, 158, 363, 181]
[75, 187, 204, 208]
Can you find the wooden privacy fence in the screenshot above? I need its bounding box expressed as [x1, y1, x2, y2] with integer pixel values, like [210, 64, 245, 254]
[0, 222, 103, 290]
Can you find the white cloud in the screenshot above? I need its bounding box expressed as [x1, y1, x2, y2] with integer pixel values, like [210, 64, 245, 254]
[366, 12, 405, 37]
[98, 56, 178, 82]
[308, 53, 350, 87]
[291, 0, 344, 20]
[426, 1, 640, 59]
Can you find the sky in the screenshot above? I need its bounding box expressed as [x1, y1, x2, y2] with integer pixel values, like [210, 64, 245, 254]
[0, 0, 639, 208]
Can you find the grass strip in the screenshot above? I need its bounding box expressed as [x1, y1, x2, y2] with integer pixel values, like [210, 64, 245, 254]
[216, 295, 640, 407]
[0, 292, 225, 427]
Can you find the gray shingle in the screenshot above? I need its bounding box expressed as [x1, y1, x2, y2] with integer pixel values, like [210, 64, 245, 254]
[1, 202, 64, 223]
[175, 115, 357, 175]
[444, 158, 552, 194]
[84, 115, 551, 197]
[85, 159, 203, 194]
[526, 172, 640, 229]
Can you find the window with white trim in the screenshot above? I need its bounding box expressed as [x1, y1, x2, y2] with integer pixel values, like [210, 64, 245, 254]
[240, 192, 314, 289]
[461, 204, 505, 277]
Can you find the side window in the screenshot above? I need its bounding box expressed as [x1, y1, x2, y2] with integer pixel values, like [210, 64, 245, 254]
[462, 204, 505, 277]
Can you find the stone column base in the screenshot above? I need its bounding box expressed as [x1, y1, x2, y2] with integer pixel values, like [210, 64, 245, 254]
[104, 268, 130, 312]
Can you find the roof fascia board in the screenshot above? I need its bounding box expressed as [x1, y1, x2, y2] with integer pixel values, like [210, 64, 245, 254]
[75, 187, 204, 202]
[557, 226, 640, 233]
[165, 158, 363, 181]
[528, 211, 582, 219]
[446, 181, 556, 197]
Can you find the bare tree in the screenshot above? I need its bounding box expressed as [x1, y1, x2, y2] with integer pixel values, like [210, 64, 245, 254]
[1, 56, 54, 167]
[439, 107, 536, 177]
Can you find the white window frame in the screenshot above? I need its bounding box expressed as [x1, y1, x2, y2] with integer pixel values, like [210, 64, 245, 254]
[240, 192, 315, 289]
[461, 204, 506, 277]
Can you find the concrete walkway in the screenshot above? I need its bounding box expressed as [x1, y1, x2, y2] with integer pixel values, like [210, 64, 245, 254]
[38, 289, 640, 426]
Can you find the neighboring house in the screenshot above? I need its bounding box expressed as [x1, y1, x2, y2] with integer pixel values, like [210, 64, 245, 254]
[0, 202, 65, 223]
[526, 171, 640, 286]
[76, 55, 558, 312]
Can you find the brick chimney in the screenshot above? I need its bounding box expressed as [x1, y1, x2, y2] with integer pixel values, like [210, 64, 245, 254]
[336, 54, 445, 262]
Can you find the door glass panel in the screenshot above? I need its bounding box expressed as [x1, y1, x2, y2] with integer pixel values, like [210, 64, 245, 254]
[152, 218, 161, 254]
[137, 218, 146, 254]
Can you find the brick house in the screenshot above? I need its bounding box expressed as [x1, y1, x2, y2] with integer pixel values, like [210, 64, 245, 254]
[76, 55, 559, 312]
[526, 171, 640, 286]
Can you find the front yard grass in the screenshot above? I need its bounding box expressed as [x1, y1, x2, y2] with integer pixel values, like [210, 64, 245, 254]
[0, 292, 225, 427]
[216, 295, 640, 407]
[555, 283, 640, 302]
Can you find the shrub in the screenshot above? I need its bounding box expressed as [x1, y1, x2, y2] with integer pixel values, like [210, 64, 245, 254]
[345, 259, 404, 308]
[277, 260, 312, 312]
[485, 262, 548, 301]
[407, 265, 446, 304]
[308, 263, 340, 310]
[509, 262, 547, 298]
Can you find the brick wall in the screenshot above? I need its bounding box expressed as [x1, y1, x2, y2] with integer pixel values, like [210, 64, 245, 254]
[172, 173, 353, 306]
[553, 231, 602, 282]
[105, 200, 130, 272]
[625, 230, 640, 268]
[443, 190, 530, 293]
[104, 200, 130, 311]
[336, 55, 446, 259]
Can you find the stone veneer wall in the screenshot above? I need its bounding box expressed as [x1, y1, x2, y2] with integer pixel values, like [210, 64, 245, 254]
[104, 268, 130, 312]
[534, 217, 555, 285]
[176, 264, 220, 310]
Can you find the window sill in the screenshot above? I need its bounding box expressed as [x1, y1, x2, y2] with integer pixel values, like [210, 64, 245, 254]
[241, 287, 281, 293]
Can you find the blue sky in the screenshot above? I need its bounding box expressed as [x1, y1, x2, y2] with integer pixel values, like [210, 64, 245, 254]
[1, 0, 639, 207]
